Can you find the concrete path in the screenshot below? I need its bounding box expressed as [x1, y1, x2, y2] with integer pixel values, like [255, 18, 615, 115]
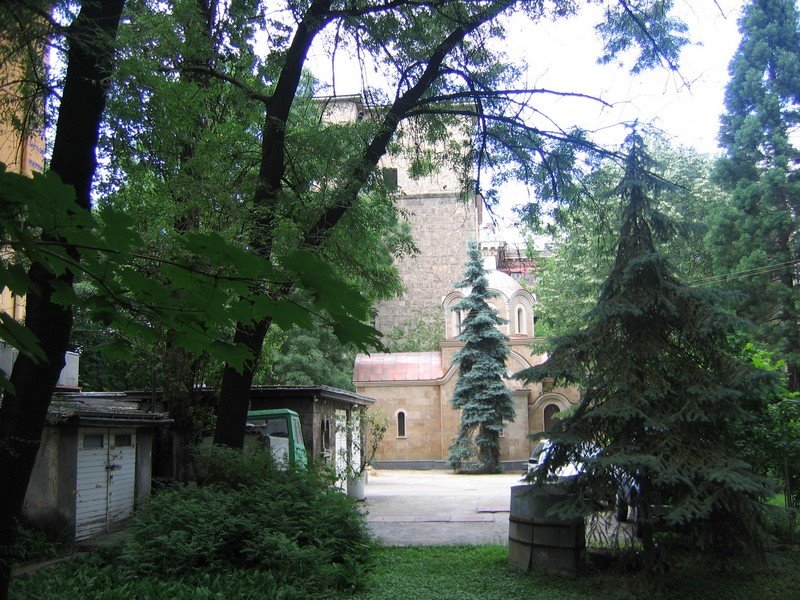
[361, 469, 525, 546]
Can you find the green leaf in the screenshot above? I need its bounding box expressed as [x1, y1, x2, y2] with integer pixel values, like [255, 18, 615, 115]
[0, 313, 45, 364]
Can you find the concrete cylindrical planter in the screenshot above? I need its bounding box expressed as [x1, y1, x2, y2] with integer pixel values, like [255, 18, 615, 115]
[346, 474, 366, 500]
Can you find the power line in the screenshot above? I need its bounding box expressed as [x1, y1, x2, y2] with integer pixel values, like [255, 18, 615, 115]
[687, 257, 800, 287]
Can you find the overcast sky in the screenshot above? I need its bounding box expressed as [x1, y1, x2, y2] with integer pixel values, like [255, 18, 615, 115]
[310, 1, 744, 155]
[504, 0, 745, 155]
[308, 1, 746, 238]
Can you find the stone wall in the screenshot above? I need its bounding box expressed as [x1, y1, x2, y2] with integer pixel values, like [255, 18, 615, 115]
[366, 381, 443, 462]
[374, 193, 478, 335]
[317, 95, 481, 338]
[357, 338, 552, 467]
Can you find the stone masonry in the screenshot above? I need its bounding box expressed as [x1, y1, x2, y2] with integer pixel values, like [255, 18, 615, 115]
[374, 192, 479, 335]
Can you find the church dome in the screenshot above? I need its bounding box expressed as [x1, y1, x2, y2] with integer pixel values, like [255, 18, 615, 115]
[444, 257, 535, 340]
[458, 267, 522, 300]
[484, 268, 522, 299]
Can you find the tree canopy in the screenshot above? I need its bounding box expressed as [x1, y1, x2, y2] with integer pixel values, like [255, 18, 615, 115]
[516, 131, 775, 580]
[710, 0, 800, 392]
[0, 1, 694, 594]
[532, 136, 722, 338]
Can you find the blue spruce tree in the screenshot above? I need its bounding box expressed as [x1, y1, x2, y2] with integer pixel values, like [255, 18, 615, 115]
[448, 242, 515, 473]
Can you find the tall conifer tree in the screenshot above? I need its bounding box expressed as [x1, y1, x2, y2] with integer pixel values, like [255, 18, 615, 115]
[516, 132, 774, 578]
[710, 0, 800, 392]
[448, 242, 514, 473]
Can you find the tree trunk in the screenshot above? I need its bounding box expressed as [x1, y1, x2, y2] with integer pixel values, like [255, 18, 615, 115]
[213, 320, 270, 448]
[0, 1, 124, 597]
[212, 0, 334, 448]
[477, 424, 500, 472]
[212, 0, 510, 448]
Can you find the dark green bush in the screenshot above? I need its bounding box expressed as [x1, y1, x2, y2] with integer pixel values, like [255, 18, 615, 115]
[11, 554, 306, 599]
[11, 521, 65, 565]
[120, 447, 373, 596]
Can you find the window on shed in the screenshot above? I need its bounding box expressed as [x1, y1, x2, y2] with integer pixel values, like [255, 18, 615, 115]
[397, 411, 406, 437]
[382, 168, 398, 192]
[114, 434, 132, 447]
[321, 419, 331, 451]
[83, 434, 104, 449]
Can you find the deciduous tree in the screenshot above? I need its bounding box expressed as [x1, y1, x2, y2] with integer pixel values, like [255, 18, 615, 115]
[0, 2, 693, 594]
[0, 1, 126, 594]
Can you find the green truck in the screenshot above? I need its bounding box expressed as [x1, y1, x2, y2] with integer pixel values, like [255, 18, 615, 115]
[245, 409, 308, 468]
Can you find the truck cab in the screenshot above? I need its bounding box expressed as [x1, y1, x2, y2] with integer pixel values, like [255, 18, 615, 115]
[245, 409, 307, 468]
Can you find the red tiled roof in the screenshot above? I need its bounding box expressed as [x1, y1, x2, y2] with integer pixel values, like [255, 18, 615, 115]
[354, 352, 443, 382]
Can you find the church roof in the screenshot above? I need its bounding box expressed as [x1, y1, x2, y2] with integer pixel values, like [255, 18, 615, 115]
[485, 269, 523, 298]
[458, 268, 523, 300]
[353, 352, 443, 382]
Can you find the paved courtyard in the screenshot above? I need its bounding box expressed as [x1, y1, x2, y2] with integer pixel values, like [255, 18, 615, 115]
[361, 469, 525, 546]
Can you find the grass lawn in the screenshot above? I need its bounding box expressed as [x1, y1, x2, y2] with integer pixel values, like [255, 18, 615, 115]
[345, 545, 800, 600]
[11, 544, 800, 599]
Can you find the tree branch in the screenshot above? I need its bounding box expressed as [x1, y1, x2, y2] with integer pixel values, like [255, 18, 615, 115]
[173, 65, 272, 105]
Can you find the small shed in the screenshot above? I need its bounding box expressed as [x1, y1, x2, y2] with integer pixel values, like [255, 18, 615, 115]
[248, 386, 374, 472]
[23, 392, 171, 542]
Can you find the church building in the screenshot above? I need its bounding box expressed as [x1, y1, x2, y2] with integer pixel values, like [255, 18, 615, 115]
[353, 258, 578, 470]
[324, 93, 579, 469]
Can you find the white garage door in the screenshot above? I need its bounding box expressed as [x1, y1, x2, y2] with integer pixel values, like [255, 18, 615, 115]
[75, 428, 137, 541]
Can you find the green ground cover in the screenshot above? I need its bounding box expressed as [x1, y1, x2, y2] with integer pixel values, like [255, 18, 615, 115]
[345, 545, 800, 600]
[12, 544, 799, 599]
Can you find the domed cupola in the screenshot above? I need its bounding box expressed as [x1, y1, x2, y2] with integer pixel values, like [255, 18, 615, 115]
[442, 256, 535, 339]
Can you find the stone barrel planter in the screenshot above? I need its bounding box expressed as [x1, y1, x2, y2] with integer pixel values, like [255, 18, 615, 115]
[507, 484, 586, 576]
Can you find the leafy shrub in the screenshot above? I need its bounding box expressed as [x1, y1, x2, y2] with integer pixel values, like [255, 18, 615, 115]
[190, 443, 296, 487]
[762, 502, 799, 544]
[11, 554, 307, 599]
[120, 447, 373, 596]
[11, 521, 65, 565]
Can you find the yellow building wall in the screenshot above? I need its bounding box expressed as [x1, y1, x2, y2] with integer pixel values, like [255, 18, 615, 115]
[1, 59, 45, 322]
[361, 382, 443, 462]
[357, 338, 578, 466]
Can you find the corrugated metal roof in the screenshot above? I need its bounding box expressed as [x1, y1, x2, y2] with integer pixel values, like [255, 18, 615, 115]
[47, 399, 172, 425]
[46, 394, 171, 425]
[353, 352, 443, 382]
[249, 385, 374, 406]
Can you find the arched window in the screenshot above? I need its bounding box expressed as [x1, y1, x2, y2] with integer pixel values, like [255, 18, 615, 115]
[516, 305, 525, 334]
[543, 404, 561, 432]
[397, 411, 406, 438]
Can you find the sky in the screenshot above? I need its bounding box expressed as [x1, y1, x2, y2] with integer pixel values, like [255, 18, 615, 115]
[307, 0, 747, 238]
[310, 1, 745, 156]
[501, 0, 745, 155]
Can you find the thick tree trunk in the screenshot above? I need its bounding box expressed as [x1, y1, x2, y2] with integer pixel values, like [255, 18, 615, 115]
[212, 0, 511, 448]
[0, 1, 124, 597]
[212, 0, 333, 447]
[213, 320, 270, 448]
